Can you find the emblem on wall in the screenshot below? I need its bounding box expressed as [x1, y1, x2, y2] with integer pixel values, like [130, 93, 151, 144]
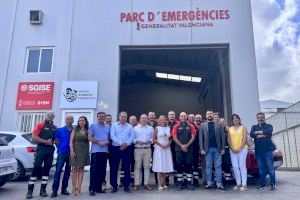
[63, 88, 77, 102]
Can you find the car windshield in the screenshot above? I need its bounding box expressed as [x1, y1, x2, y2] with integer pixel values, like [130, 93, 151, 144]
[22, 133, 37, 145]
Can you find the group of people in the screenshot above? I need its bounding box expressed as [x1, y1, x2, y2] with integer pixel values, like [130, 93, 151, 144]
[25, 109, 277, 199]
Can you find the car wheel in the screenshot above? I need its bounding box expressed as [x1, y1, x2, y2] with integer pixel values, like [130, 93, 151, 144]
[0, 179, 7, 188]
[11, 160, 25, 181]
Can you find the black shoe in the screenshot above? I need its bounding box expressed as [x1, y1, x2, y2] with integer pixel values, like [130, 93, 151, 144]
[96, 189, 106, 193]
[111, 187, 118, 193]
[61, 190, 70, 195]
[217, 185, 225, 191]
[89, 191, 96, 196]
[176, 182, 184, 191]
[193, 179, 200, 187]
[124, 187, 131, 193]
[50, 191, 57, 198]
[257, 185, 266, 190]
[186, 183, 194, 190]
[205, 184, 213, 190]
[271, 185, 277, 191]
[40, 186, 48, 197]
[26, 191, 33, 199]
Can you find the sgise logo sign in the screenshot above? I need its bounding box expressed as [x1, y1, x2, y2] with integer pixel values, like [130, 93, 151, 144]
[20, 84, 28, 92]
[63, 88, 77, 102]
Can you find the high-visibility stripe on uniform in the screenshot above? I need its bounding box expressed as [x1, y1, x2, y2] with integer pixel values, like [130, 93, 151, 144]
[193, 172, 199, 179]
[120, 171, 124, 178]
[41, 181, 48, 184]
[42, 176, 49, 180]
[30, 177, 37, 181]
[177, 173, 183, 181]
[187, 174, 193, 181]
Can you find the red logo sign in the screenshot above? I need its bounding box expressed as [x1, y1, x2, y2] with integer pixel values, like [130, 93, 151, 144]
[120, 9, 230, 31]
[16, 82, 54, 110]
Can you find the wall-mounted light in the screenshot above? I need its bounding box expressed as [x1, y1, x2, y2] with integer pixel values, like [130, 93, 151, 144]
[167, 74, 179, 80]
[191, 77, 202, 83]
[156, 72, 168, 78]
[155, 72, 201, 83]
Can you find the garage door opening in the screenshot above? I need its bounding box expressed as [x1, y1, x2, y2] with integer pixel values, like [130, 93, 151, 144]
[119, 45, 232, 121]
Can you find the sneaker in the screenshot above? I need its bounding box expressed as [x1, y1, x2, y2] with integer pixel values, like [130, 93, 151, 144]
[257, 185, 266, 190]
[96, 189, 106, 193]
[205, 184, 213, 190]
[240, 186, 247, 192]
[89, 191, 95, 196]
[132, 185, 139, 191]
[163, 186, 168, 190]
[217, 185, 225, 191]
[233, 185, 241, 191]
[158, 187, 164, 191]
[144, 185, 152, 190]
[50, 191, 57, 198]
[110, 187, 118, 193]
[270, 185, 277, 191]
[61, 190, 70, 195]
[124, 187, 131, 193]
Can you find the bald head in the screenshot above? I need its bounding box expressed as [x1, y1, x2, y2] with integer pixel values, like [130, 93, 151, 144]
[179, 112, 187, 122]
[65, 115, 74, 126]
[129, 115, 137, 127]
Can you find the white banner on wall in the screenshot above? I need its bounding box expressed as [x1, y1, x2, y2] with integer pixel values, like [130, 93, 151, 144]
[60, 81, 98, 108]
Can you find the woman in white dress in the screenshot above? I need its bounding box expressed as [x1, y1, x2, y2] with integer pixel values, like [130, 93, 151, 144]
[152, 115, 174, 191]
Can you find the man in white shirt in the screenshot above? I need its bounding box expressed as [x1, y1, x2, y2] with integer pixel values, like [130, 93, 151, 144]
[132, 114, 154, 191]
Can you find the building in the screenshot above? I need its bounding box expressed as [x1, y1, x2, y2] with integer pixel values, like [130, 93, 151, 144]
[0, 0, 260, 131]
[267, 101, 300, 170]
[261, 99, 293, 119]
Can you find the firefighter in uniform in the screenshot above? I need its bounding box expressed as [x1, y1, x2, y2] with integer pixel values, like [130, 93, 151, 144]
[26, 112, 56, 199]
[172, 112, 196, 190]
[190, 114, 202, 187]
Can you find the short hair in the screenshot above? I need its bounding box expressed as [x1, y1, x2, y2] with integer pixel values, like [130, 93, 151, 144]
[140, 114, 147, 118]
[97, 111, 106, 117]
[106, 114, 112, 117]
[256, 112, 265, 116]
[119, 111, 128, 116]
[148, 111, 155, 115]
[129, 115, 137, 119]
[65, 115, 74, 120]
[168, 110, 175, 115]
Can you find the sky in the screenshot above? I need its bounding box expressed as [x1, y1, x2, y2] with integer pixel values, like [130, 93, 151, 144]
[251, 0, 300, 103]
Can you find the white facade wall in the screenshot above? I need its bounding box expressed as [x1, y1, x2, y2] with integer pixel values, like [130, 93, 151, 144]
[0, 0, 260, 130]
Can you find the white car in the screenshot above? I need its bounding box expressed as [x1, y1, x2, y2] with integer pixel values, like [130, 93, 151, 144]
[0, 137, 17, 187]
[0, 131, 57, 180]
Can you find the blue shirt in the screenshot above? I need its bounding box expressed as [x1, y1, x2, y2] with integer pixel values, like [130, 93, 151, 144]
[110, 122, 134, 146]
[55, 126, 72, 153]
[250, 122, 273, 154]
[88, 123, 110, 153]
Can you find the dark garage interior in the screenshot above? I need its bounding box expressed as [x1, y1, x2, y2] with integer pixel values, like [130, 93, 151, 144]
[119, 45, 232, 120]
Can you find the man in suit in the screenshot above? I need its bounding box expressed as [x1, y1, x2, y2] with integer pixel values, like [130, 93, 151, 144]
[199, 110, 225, 191]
